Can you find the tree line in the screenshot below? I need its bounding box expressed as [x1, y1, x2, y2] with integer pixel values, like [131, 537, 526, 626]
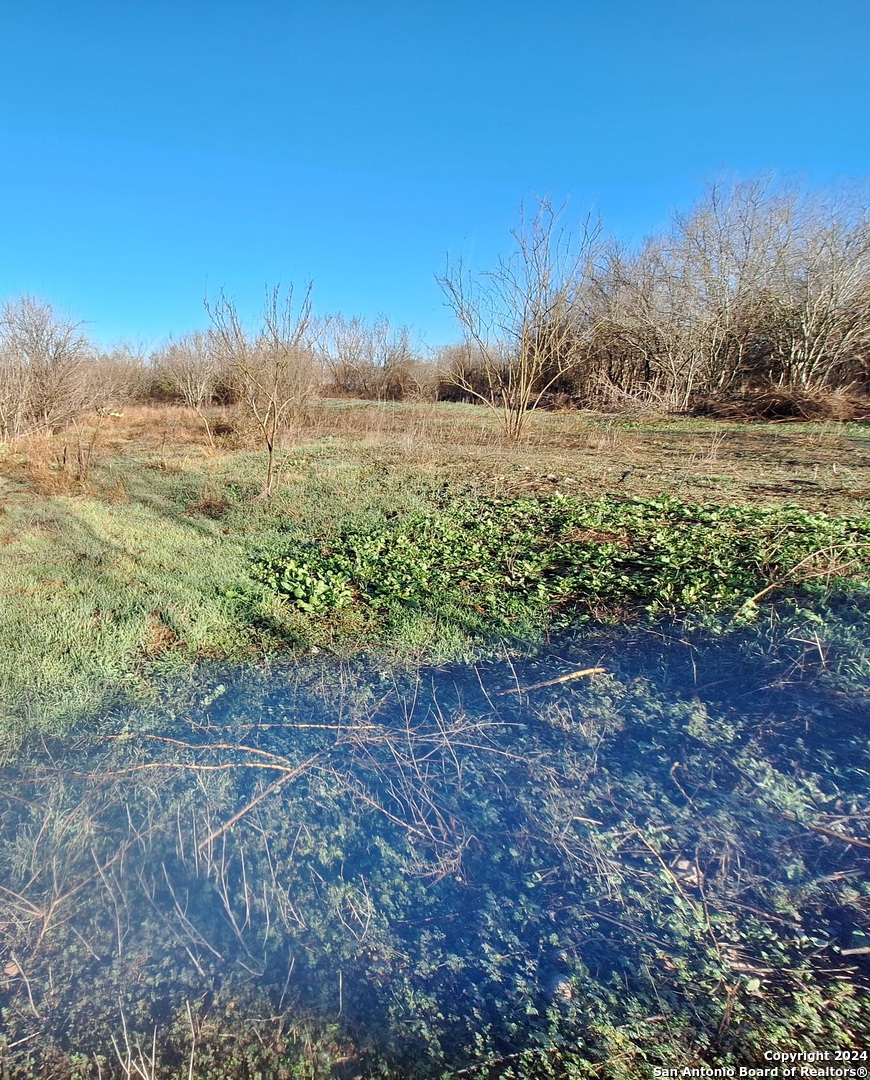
[1, 173, 868, 445]
[586, 175, 870, 410]
[438, 175, 870, 432]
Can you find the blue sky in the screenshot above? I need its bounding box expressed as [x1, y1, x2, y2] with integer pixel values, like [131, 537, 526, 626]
[1, 0, 868, 349]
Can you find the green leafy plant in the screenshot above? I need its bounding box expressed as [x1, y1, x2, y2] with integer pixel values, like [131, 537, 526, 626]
[253, 554, 353, 613]
[254, 495, 870, 637]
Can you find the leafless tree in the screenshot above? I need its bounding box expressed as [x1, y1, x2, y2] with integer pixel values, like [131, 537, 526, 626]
[320, 314, 424, 400]
[205, 284, 315, 496]
[769, 189, 870, 389]
[90, 340, 150, 407]
[587, 177, 870, 408]
[0, 296, 93, 437]
[438, 198, 603, 438]
[153, 331, 220, 445]
[591, 179, 792, 406]
[433, 342, 492, 402]
[0, 343, 29, 440]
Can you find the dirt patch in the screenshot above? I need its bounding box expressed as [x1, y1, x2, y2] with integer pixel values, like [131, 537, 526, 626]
[187, 491, 231, 518]
[142, 612, 180, 657]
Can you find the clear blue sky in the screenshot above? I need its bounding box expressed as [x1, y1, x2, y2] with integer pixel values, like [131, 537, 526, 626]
[1, 0, 868, 350]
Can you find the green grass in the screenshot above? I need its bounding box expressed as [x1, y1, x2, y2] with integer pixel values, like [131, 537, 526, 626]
[1, 403, 869, 740]
[0, 493, 244, 733]
[0, 404, 869, 1076]
[0, 442, 442, 737]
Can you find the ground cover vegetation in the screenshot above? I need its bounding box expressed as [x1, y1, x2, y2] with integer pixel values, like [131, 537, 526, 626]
[0, 172, 869, 1074]
[0, 636, 868, 1078]
[0, 403, 868, 1076]
[251, 493, 870, 627]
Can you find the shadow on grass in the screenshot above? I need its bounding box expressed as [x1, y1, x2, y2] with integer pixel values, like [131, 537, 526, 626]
[1, 623, 867, 1076]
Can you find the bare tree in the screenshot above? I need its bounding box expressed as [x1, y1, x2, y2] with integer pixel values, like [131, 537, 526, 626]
[433, 342, 492, 403]
[90, 340, 150, 407]
[320, 314, 423, 400]
[586, 177, 870, 409]
[0, 296, 92, 436]
[205, 284, 315, 497]
[438, 198, 602, 439]
[589, 178, 792, 407]
[0, 342, 29, 440]
[770, 189, 870, 389]
[153, 331, 220, 445]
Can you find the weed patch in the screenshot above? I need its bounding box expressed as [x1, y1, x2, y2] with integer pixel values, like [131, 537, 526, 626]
[252, 494, 870, 640]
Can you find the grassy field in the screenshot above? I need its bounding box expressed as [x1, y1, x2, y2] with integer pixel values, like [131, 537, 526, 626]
[1, 401, 869, 1077]
[1, 401, 869, 740]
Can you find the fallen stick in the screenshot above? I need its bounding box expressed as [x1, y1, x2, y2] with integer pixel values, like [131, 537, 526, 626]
[497, 667, 606, 696]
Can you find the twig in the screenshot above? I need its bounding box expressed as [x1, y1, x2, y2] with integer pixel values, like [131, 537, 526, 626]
[789, 818, 870, 851]
[732, 542, 869, 619]
[9, 952, 41, 1018]
[197, 753, 322, 852]
[7, 1032, 40, 1050]
[186, 1001, 196, 1080]
[497, 667, 606, 695]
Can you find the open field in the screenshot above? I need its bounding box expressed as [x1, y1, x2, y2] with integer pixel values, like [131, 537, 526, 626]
[0, 402, 869, 1077]
[1, 401, 869, 739]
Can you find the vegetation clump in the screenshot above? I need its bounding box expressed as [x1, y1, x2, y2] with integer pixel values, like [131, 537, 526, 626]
[253, 494, 870, 636]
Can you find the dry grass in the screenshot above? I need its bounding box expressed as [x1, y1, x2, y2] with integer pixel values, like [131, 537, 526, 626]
[0, 438, 83, 495]
[142, 612, 181, 658]
[691, 385, 870, 422]
[294, 401, 870, 515]
[102, 405, 226, 449]
[1, 401, 868, 517]
[303, 399, 503, 446]
[0, 406, 243, 496]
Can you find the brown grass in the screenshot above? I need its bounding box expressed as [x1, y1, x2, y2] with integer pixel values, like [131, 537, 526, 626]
[690, 385, 870, 423]
[99, 405, 228, 450]
[0, 406, 245, 494]
[303, 400, 503, 447]
[287, 400, 870, 516]
[0, 435, 84, 495]
[142, 613, 180, 658]
[186, 484, 231, 519]
[1, 400, 867, 518]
